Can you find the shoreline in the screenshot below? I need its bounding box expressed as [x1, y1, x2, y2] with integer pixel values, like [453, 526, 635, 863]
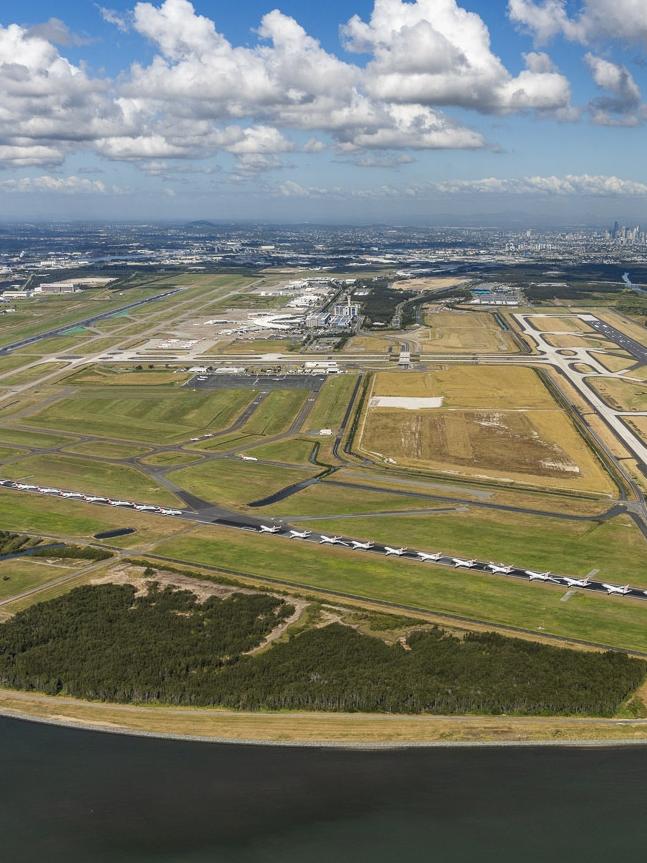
[4, 690, 647, 750]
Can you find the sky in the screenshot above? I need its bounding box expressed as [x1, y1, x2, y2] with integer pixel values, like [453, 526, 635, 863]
[1, 0, 647, 225]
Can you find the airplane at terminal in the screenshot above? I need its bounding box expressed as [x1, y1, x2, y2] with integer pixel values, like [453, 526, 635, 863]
[320, 535, 348, 546]
[289, 529, 311, 539]
[453, 558, 476, 568]
[384, 546, 407, 556]
[488, 563, 514, 574]
[561, 576, 591, 588]
[417, 551, 443, 562]
[603, 583, 632, 596]
[526, 570, 554, 582]
[260, 524, 281, 534]
[350, 540, 374, 550]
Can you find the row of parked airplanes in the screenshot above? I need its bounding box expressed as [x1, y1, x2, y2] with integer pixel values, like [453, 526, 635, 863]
[258, 524, 637, 597]
[0, 480, 184, 517]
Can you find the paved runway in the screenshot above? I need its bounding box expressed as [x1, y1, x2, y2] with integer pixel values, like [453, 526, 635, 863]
[587, 318, 647, 364]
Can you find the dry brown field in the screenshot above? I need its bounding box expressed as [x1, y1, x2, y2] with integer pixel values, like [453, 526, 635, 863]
[358, 368, 615, 493]
[593, 353, 636, 373]
[391, 276, 467, 292]
[342, 335, 398, 353]
[418, 310, 516, 353]
[625, 416, 647, 446]
[589, 377, 647, 411]
[527, 315, 594, 334]
[543, 333, 616, 350]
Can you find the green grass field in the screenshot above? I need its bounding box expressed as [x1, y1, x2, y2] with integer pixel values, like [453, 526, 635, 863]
[291, 509, 647, 585]
[140, 451, 204, 468]
[152, 527, 647, 653]
[0, 362, 69, 386]
[265, 481, 446, 517]
[240, 390, 308, 436]
[168, 459, 317, 507]
[0, 558, 71, 601]
[244, 437, 317, 464]
[23, 387, 256, 443]
[2, 454, 180, 506]
[306, 374, 359, 430]
[0, 490, 189, 546]
[0, 429, 70, 448]
[62, 441, 152, 460]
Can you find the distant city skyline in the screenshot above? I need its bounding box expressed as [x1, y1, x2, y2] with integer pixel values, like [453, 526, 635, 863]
[2, 0, 647, 223]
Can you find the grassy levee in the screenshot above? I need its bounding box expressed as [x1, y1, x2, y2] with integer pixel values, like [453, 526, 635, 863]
[239, 389, 309, 436]
[168, 459, 318, 507]
[2, 454, 180, 506]
[151, 527, 647, 653]
[306, 374, 360, 430]
[292, 510, 647, 585]
[22, 386, 257, 443]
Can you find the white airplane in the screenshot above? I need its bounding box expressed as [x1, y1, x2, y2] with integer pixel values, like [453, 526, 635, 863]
[488, 563, 514, 574]
[351, 540, 374, 551]
[240, 455, 258, 462]
[417, 551, 443, 562]
[260, 524, 281, 534]
[384, 546, 407, 556]
[40, 487, 59, 494]
[453, 558, 477, 569]
[113, 501, 135, 508]
[289, 529, 311, 539]
[527, 570, 554, 582]
[561, 576, 592, 588]
[84, 495, 108, 503]
[60, 491, 83, 499]
[603, 583, 632, 596]
[320, 535, 348, 546]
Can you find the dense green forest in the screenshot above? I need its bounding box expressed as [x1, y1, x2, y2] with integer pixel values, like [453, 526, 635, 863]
[0, 583, 643, 716]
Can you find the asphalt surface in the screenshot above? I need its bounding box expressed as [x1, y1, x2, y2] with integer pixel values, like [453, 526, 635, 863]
[0, 289, 181, 356]
[587, 318, 647, 364]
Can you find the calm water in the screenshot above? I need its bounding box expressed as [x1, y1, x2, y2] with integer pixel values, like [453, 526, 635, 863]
[2, 717, 647, 862]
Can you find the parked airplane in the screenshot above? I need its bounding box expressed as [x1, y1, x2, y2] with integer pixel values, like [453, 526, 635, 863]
[384, 546, 407, 556]
[417, 551, 443, 562]
[60, 492, 83, 499]
[561, 576, 592, 588]
[240, 455, 258, 462]
[488, 563, 514, 574]
[453, 558, 476, 568]
[320, 535, 347, 546]
[112, 501, 134, 508]
[526, 570, 554, 582]
[350, 540, 374, 550]
[602, 583, 632, 596]
[260, 524, 281, 534]
[289, 529, 311, 539]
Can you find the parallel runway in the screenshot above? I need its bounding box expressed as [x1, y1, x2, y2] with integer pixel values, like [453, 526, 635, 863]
[215, 519, 647, 602]
[0, 479, 644, 605]
[0, 289, 180, 356]
[587, 318, 647, 364]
